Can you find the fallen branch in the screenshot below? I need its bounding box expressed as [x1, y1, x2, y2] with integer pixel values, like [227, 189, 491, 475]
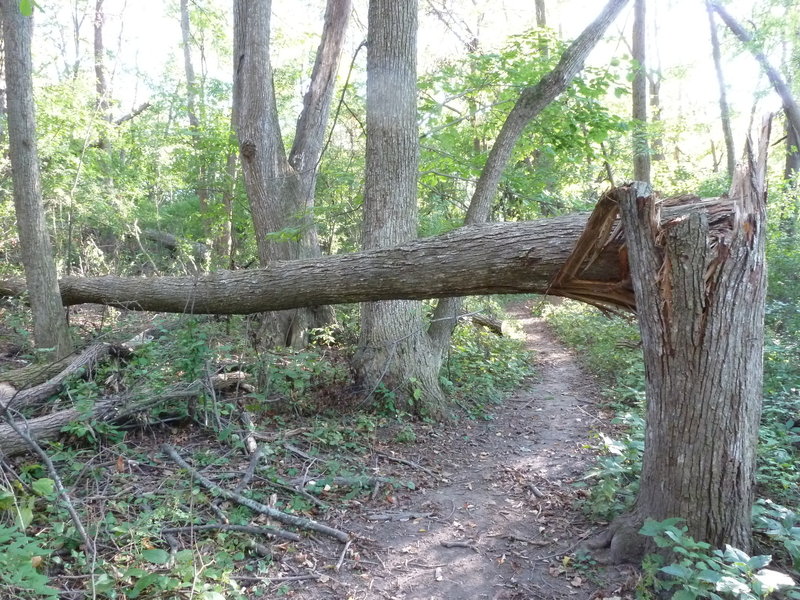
[293, 475, 413, 490]
[1, 342, 113, 410]
[160, 443, 350, 543]
[0, 408, 95, 557]
[0, 386, 196, 458]
[376, 451, 435, 477]
[364, 511, 435, 522]
[161, 523, 301, 542]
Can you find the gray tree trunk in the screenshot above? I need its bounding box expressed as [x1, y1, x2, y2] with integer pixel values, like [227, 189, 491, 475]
[631, 0, 650, 182]
[1, 0, 72, 359]
[93, 0, 111, 149]
[180, 0, 209, 220]
[429, 0, 630, 352]
[711, 2, 800, 176]
[0, 197, 737, 316]
[355, 0, 447, 418]
[705, 1, 736, 180]
[232, 0, 349, 347]
[588, 121, 769, 562]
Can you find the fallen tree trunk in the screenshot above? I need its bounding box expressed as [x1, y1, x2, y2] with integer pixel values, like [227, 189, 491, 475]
[0, 196, 730, 314]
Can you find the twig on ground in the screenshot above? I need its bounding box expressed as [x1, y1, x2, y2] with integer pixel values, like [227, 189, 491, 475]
[375, 451, 435, 476]
[161, 443, 349, 543]
[284, 443, 316, 461]
[440, 540, 479, 552]
[232, 573, 322, 583]
[233, 445, 263, 493]
[365, 511, 435, 522]
[161, 523, 301, 542]
[0, 408, 95, 558]
[335, 538, 353, 572]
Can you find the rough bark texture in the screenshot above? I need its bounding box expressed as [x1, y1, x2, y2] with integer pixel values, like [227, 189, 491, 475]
[0, 199, 731, 314]
[706, 1, 736, 180]
[589, 121, 769, 563]
[631, 0, 650, 182]
[1, 0, 72, 359]
[354, 0, 448, 418]
[430, 0, 630, 351]
[233, 0, 349, 347]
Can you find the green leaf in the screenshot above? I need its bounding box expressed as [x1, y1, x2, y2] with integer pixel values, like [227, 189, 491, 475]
[14, 501, 34, 530]
[31, 478, 55, 497]
[141, 548, 170, 564]
[672, 590, 700, 600]
[660, 564, 693, 579]
[200, 593, 226, 600]
[715, 575, 751, 594]
[93, 573, 115, 593]
[746, 554, 771, 570]
[18, 0, 33, 16]
[128, 572, 164, 599]
[723, 544, 751, 563]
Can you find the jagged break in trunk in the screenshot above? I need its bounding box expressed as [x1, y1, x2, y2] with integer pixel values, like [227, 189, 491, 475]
[588, 120, 769, 563]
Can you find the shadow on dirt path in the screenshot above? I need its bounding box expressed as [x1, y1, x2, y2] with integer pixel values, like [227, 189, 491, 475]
[296, 301, 637, 599]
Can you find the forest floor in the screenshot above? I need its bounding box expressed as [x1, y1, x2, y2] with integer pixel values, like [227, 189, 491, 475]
[285, 302, 640, 600]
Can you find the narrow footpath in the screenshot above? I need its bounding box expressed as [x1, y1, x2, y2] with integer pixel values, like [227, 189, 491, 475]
[299, 302, 637, 599]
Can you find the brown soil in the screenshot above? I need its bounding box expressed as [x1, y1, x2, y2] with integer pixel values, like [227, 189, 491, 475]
[287, 302, 638, 599]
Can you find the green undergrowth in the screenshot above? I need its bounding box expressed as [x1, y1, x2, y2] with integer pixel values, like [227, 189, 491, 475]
[0, 299, 533, 598]
[541, 298, 800, 597]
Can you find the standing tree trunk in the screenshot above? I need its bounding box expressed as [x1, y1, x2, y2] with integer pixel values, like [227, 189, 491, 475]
[711, 2, 800, 178]
[631, 0, 650, 182]
[180, 0, 210, 223]
[1, 0, 72, 359]
[93, 0, 111, 149]
[355, 0, 448, 417]
[232, 0, 350, 347]
[589, 120, 770, 562]
[706, 1, 736, 180]
[428, 0, 630, 356]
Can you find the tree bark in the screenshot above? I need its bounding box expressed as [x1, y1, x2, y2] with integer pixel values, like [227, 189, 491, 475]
[0, 197, 733, 315]
[233, 0, 349, 347]
[588, 120, 769, 562]
[355, 0, 447, 418]
[631, 0, 650, 182]
[180, 0, 209, 218]
[93, 0, 111, 148]
[0, 0, 73, 359]
[429, 0, 630, 351]
[705, 1, 736, 180]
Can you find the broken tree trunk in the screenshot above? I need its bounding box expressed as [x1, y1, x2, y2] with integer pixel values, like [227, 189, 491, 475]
[588, 119, 769, 562]
[0, 197, 734, 315]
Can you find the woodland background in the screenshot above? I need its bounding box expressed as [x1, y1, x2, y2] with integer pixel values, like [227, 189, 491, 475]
[0, 0, 798, 598]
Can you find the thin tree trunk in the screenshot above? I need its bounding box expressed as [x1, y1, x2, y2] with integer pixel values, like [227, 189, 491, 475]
[588, 120, 770, 562]
[706, 1, 735, 180]
[0, 0, 72, 359]
[711, 3, 800, 161]
[93, 0, 111, 148]
[631, 0, 650, 182]
[233, 0, 349, 347]
[429, 0, 630, 352]
[355, 0, 447, 418]
[180, 0, 209, 218]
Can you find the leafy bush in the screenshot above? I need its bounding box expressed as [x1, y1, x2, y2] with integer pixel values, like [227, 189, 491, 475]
[639, 518, 798, 600]
[442, 309, 533, 415]
[0, 525, 58, 599]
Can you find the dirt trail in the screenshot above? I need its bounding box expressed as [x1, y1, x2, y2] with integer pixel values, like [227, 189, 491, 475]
[298, 302, 635, 599]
